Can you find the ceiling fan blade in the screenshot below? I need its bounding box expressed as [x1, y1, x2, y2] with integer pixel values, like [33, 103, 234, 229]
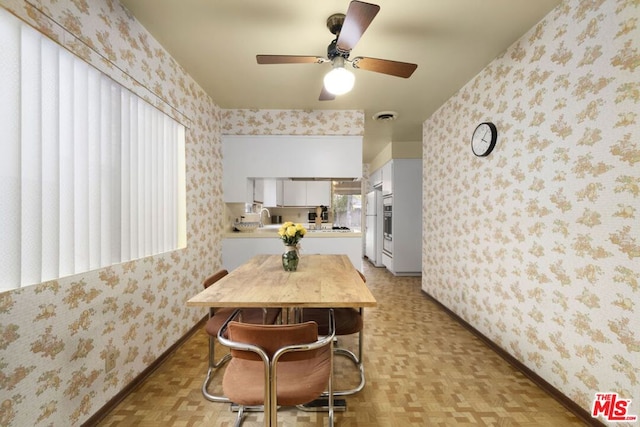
[257, 55, 325, 64]
[336, 1, 380, 53]
[319, 86, 335, 101]
[352, 57, 417, 78]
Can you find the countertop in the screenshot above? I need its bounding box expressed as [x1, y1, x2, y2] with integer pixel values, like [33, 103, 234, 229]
[224, 224, 362, 239]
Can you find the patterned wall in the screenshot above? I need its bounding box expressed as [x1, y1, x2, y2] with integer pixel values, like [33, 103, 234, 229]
[221, 109, 365, 136]
[0, 0, 223, 425]
[0, 3, 366, 426]
[421, 0, 639, 423]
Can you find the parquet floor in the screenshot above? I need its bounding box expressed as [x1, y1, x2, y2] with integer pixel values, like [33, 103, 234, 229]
[97, 262, 586, 426]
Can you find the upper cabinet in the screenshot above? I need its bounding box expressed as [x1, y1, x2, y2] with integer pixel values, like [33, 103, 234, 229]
[370, 168, 382, 190]
[222, 135, 362, 203]
[253, 179, 331, 207]
[304, 181, 331, 206]
[253, 178, 281, 206]
[252, 178, 264, 203]
[282, 180, 306, 206]
[281, 180, 331, 207]
[381, 161, 393, 196]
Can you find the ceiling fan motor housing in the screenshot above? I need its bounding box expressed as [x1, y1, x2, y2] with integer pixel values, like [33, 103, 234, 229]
[326, 13, 345, 35]
[327, 39, 349, 60]
[326, 13, 349, 59]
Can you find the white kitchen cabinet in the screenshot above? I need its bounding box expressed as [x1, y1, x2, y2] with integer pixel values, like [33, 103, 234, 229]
[381, 161, 393, 196]
[281, 180, 331, 207]
[370, 168, 382, 190]
[282, 180, 307, 206]
[382, 252, 393, 272]
[253, 179, 281, 207]
[253, 179, 264, 203]
[306, 181, 331, 206]
[222, 135, 362, 203]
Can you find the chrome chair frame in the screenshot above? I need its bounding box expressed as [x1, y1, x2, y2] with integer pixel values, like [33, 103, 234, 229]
[200, 270, 280, 403]
[303, 270, 367, 396]
[332, 307, 365, 396]
[218, 309, 335, 427]
[202, 307, 281, 403]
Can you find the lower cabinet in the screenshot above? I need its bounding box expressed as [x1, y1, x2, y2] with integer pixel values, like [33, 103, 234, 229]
[222, 236, 363, 272]
[382, 252, 393, 272]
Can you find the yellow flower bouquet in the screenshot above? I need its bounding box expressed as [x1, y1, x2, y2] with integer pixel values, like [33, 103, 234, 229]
[278, 222, 307, 246]
[278, 222, 306, 271]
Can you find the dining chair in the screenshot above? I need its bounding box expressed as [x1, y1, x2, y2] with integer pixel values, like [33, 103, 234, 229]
[201, 270, 281, 403]
[301, 270, 366, 396]
[218, 309, 335, 427]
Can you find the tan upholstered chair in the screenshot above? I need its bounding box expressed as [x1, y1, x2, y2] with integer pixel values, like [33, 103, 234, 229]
[301, 270, 366, 396]
[218, 309, 335, 427]
[201, 270, 281, 403]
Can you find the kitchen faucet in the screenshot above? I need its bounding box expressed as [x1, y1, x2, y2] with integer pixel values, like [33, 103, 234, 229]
[259, 208, 270, 227]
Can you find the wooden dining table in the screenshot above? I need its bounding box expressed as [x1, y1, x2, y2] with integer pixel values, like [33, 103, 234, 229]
[187, 254, 376, 423]
[187, 254, 377, 309]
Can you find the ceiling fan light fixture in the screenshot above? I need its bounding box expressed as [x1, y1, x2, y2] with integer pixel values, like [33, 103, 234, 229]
[324, 57, 355, 95]
[324, 67, 355, 95]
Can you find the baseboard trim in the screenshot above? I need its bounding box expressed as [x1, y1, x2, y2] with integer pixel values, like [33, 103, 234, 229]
[82, 315, 208, 427]
[422, 290, 603, 427]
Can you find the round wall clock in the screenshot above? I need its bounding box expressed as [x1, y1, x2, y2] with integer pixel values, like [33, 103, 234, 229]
[471, 122, 498, 157]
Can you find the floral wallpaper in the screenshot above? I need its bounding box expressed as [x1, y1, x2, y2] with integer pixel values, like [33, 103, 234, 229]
[422, 0, 639, 424]
[0, 0, 223, 425]
[0, 2, 365, 426]
[221, 109, 364, 136]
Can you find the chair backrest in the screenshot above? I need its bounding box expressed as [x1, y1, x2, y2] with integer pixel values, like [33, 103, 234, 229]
[227, 321, 319, 362]
[202, 269, 229, 289]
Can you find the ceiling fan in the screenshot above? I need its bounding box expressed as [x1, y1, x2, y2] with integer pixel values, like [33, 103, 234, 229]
[256, 0, 418, 101]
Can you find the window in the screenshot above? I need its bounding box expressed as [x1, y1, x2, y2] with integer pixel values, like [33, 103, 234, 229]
[0, 9, 186, 291]
[331, 181, 362, 231]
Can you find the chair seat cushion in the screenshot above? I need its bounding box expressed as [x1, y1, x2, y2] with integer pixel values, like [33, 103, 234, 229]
[302, 308, 362, 336]
[223, 345, 331, 406]
[205, 308, 280, 337]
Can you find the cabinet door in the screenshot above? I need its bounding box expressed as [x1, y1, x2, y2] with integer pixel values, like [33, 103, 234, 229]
[282, 180, 307, 206]
[276, 179, 283, 206]
[253, 179, 264, 203]
[370, 168, 382, 189]
[382, 161, 393, 196]
[306, 181, 331, 206]
[261, 179, 279, 207]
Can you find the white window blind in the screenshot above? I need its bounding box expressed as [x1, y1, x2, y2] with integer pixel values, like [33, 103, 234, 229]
[0, 9, 186, 291]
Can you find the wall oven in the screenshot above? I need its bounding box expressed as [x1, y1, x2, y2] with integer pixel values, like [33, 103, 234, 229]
[382, 196, 393, 256]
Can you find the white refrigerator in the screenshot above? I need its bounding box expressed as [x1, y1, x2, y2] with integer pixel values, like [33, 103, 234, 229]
[365, 190, 384, 267]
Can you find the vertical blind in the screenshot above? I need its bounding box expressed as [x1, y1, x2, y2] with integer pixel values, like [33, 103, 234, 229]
[0, 9, 186, 291]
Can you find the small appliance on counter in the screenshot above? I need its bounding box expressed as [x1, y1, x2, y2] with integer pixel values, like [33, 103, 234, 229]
[308, 205, 328, 223]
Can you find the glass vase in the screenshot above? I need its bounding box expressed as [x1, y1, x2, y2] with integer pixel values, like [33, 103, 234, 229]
[282, 246, 299, 272]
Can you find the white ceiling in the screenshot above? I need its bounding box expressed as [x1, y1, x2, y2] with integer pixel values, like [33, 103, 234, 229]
[119, 0, 561, 162]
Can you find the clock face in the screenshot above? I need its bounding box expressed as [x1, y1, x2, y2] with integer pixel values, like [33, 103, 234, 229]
[471, 122, 497, 157]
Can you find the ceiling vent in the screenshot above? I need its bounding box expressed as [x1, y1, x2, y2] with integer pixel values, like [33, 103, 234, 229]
[373, 111, 398, 121]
